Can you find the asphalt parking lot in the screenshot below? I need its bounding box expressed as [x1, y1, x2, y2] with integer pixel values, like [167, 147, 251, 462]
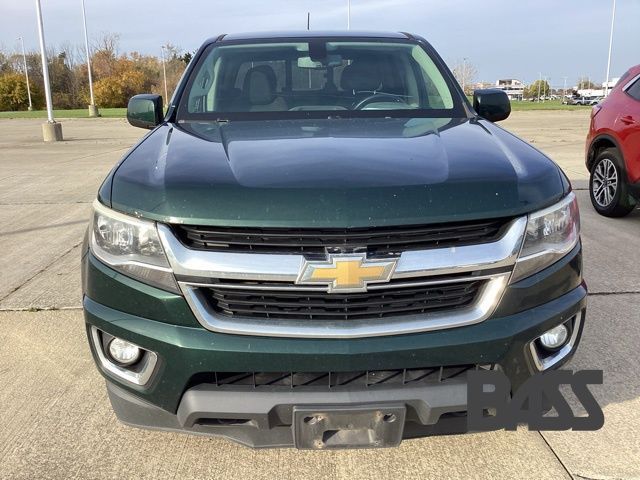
[1, 111, 639, 480]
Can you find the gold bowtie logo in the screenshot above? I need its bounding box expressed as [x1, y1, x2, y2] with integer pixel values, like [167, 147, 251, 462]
[296, 254, 397, 293]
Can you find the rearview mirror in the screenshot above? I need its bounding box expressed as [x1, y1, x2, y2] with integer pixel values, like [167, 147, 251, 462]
[473, 89, 511, 122]
[297, 55, 343, 69]
[127, 94, 163, 129]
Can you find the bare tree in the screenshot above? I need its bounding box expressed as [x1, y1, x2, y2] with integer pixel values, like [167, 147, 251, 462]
[58, 41, 83, 69]
[92, 32, 120, 57]
[91, 32, 120, 78]
[577, 77, 598, 90]
[451, 59, 478, 95]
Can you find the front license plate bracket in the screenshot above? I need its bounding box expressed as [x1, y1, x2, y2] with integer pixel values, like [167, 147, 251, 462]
[293, 404, 406, 450]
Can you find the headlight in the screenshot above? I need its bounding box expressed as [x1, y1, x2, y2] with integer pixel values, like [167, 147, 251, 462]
[90, 200, 179, 293]
[511, 192, 580, 283]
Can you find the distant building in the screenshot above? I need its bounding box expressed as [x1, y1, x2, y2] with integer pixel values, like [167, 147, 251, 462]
[575, 77, 620, 98]
[472, 81, 494, 91]
[603, 77, 620, 90]
[495, 79, 525, 100]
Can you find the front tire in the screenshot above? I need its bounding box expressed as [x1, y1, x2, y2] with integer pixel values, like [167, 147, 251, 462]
[589, 148, 636, 217]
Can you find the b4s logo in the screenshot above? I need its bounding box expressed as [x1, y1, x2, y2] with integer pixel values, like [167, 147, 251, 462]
[467, 370, 604, 431]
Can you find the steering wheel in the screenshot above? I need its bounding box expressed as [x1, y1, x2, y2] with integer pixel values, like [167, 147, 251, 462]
[352, 93, 406, 110]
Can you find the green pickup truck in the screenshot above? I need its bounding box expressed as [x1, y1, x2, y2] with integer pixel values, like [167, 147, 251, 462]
[82, 31, 586, 449]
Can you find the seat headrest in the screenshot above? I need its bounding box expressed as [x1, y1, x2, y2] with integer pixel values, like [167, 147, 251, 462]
[341, 59, 383, 92]
[243, 65, 278, 105]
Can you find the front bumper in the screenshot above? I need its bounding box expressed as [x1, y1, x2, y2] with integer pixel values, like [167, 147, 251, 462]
[106, 370, 483, 448]
[83, 244, 586, 448]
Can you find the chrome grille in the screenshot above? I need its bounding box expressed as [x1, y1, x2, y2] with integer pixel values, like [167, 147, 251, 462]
[203, 280, 483, 321]
[157, 217, 526, 338]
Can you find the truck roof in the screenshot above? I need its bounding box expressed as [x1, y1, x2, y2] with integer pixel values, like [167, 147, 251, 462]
[207, 31, 413, 44]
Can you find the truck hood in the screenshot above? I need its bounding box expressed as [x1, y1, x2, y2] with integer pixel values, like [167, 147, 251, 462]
[110, 117, 566, 227]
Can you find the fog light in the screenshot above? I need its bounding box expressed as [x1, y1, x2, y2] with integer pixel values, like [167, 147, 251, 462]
[539, 324, 569, 350]
[108, 337, 142, 366]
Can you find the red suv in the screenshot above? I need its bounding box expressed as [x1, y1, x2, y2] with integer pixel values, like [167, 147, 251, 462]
[586, 64, 640, 217]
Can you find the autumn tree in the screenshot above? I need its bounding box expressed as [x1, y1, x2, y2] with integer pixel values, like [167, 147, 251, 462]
[159, 43, 187, 101]
[0, 73, 43, 110]
[94, 58, 150, 107]
[0, 32, 188, 111]
[91, 33, 120, 78]
[48, 52, 77, 109]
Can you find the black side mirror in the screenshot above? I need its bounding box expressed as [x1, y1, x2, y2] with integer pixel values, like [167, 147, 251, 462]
[127, 94, 163, 129]
[473, 89, 511, 122]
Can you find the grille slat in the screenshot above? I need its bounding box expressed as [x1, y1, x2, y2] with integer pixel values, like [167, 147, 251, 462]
[174, 218, 511, 254]
[208, 365, 494, 390]
[211, 283, 477, 305]
[216, 294, 476, 313]
[204, 280, 482, 321]
[216, 297, 476, 319]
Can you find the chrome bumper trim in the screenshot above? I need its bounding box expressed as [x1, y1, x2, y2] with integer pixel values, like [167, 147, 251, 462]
[90, 326, 158, 386]
[528, 312, 583, 371]
[173, 272, 503, 293]
[157, 217, 526, 283]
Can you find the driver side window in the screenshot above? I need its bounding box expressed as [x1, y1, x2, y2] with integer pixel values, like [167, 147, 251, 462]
[188, 54, 219, 113]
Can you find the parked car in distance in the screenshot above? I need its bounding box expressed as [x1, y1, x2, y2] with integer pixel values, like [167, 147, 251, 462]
[586, 64, 640, 216]
[83, 31, 586, 449]
[574, 97, 592, 106]
[589, 97, 604, 106]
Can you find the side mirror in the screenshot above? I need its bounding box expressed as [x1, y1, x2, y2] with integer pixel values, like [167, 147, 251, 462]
[127, 94, 163, 129]
[473, 89, 511, 122]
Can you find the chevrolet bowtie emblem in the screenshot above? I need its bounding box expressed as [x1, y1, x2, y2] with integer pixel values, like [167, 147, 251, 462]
[296, 254, 398, 293]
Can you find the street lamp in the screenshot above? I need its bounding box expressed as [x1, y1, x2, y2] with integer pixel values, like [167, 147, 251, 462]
[604, 0, 616, 96]
[81, 0, 99, 117]
[17, 36, 33, 111]
[462, 57, 467, 95]
[546, 77, 551, 101]
[160, 45, 169, 105]
[347, 0, 351, 30]
[35, 0, 62, 141]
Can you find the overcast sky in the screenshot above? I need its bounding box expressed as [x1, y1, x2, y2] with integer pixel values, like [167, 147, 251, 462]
[1, 0, 638, 88]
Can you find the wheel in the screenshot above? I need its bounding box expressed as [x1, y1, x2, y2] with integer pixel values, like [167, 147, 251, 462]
[589, 147, 636, 217]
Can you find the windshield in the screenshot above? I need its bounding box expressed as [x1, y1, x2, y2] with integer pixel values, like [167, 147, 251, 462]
[177, 39, 464, 120]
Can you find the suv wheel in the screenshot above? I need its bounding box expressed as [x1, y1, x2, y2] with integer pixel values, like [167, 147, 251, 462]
[589, 148, 636, 217]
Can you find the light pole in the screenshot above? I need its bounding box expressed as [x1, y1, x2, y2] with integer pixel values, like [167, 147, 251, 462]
[546, 77, 550, 100]
[81, 0, 99, 117]
[35, 0, 62, 141]
[604, 0, 616, 96]
[160, 45, 169, 104]
[462, 57, 467, 95]
[347, 0, 351, 30]
[537, 72, 542, 102]
[17, 36, 33, 111]
[563, 76, 568, 102]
